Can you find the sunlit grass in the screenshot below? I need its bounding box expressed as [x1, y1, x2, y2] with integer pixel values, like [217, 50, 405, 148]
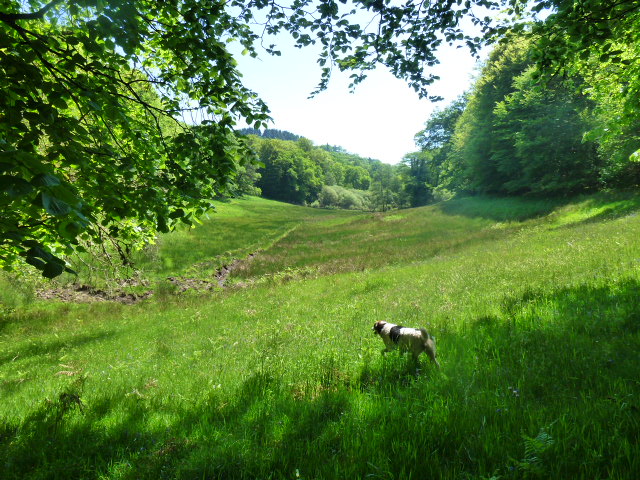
[132, 196, 361, 280]
[1, 192, 640, 479]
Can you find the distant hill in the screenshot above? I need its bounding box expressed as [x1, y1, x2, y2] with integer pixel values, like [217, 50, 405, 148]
[237, 128, 302, 142]
[239, 128, 402, 209]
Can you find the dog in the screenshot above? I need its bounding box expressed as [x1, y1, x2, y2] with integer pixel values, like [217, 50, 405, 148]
[372, 320, 440, 368]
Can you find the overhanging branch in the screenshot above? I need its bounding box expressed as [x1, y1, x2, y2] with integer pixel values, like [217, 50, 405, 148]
[0, 0, 66, 22]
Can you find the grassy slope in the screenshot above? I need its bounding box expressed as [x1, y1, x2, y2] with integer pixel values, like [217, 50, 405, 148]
[1, 194, 640, 479]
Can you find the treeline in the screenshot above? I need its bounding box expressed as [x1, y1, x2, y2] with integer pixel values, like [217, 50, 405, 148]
[236, 131, 405, 210]
[404, 33, 640, 201]
[238, 128, 302, 142]
[237, 29, 639, 211]
[237, 129, 444, 210]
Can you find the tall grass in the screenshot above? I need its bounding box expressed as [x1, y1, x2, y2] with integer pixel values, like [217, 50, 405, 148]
[1, 193, 640, 479]
[48, 196, 362, 291]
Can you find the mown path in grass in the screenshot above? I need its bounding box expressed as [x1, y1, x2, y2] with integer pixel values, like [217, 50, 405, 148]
[1, 193, 640, 479]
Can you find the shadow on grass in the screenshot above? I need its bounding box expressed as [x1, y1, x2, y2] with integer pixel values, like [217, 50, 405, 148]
[555, 192, 640, 228]
[0, 370, 353, 479]
[469, 279, 640, 394]
[435, 195, 568, 222]
[2, 280, 640, 479]
[0, 330, 116, 365]
[435, 191, 640, 226]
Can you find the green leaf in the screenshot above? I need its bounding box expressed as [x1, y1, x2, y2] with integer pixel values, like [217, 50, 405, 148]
[169, 208, 185, 219]
[157, 216, 169, 233]
[0, 175, 34, 198]
[42, 192, 72, 216]
[25, 256, 47, 270]
[42, 260, 65, 278]
[26, 245, 52, 261]
[31, 173, 62, 187]
[57, 220, 83, 240]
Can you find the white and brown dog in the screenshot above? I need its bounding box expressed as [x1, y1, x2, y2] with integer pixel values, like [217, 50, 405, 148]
[372, 321, 440, 368]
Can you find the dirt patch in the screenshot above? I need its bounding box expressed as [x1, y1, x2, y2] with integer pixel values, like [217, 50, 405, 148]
[37, 285, 153, 304]
[166, 252, 256, 292]
[36, 253, 258, 303]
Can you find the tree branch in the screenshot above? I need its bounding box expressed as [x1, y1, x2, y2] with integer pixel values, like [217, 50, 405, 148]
[0, 0, 66, 22]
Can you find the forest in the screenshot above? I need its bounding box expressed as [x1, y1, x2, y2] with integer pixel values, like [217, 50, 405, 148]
[235, 31, 640, 211]
[236, 128, 398, 211]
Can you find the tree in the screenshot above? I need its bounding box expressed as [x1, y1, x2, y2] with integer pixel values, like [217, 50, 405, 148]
[399, 151, 434, 207]
[318, 185, 340, 208]
[451, 36, 533, 193]
[492, 69, 601, 195]
[369, 182, 396, 212]
[566, 24, 640, 187]
[1, 0, 269, 276]
[343, 166, 371, 190]
[309, 148, 340, 186]
[255, 138, 323, 204]
[411, 95, 467, 197]
[415, 96, 467, 153]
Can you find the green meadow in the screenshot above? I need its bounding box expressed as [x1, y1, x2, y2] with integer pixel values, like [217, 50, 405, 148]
[1, 194, 640, 479]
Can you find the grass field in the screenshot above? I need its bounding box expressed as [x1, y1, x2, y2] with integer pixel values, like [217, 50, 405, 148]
[1, 194, 640, 479]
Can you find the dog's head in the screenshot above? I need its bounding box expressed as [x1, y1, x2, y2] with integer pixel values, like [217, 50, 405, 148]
[372, 321, 387, 335]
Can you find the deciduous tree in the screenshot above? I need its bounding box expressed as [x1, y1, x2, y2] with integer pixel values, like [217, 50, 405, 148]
[0, 0, 269, 276]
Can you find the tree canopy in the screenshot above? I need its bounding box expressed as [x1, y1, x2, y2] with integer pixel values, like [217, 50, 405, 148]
[408, 25, 639, 199]
[0, 0, 275, 276]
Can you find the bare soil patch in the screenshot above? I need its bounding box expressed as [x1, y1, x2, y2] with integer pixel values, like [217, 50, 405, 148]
[35, 253, 258, 303]
[37, 284, 153, 304]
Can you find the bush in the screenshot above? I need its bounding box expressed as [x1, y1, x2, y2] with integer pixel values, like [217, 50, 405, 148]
[318, 185, 340, 208]
[315, 185, 370, 210]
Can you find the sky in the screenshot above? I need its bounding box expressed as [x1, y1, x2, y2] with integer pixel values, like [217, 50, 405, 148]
[233, 34, 485, 165]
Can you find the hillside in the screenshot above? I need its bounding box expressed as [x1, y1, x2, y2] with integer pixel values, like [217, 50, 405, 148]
[1, 194, 640, 479]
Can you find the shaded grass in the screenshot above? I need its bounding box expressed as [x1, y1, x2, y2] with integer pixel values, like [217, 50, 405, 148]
[1, 192, 640, 478]
[2, 277, 639, 479]
[435, 195, 567, 222]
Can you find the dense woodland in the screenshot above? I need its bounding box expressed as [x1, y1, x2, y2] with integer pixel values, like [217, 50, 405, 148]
[236, 128, 398, 210]
[408, 33, 640, 201]
[236, 32, 640, 211]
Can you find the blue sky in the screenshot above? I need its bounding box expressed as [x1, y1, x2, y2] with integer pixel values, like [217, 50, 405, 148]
[233, 36, 485, 164]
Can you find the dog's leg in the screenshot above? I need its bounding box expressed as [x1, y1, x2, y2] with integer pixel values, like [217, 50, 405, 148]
[420, 329, 440, 369]
[424, 347, 440, 368]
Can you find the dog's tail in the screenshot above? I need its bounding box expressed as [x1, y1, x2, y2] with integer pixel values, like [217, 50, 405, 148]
[419, 328, 440, 368]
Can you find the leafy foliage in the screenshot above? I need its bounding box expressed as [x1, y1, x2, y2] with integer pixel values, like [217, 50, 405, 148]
[315, 185, 370, 210]
[252, 137, 323, 204]
[412, 26, 639, 197]
[492, 70, 601, 195]
[245, 133, 397, 209]
[401, 97, 467, 206]
[238, 128, 303, 142]
[0, 0, 269, 276]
